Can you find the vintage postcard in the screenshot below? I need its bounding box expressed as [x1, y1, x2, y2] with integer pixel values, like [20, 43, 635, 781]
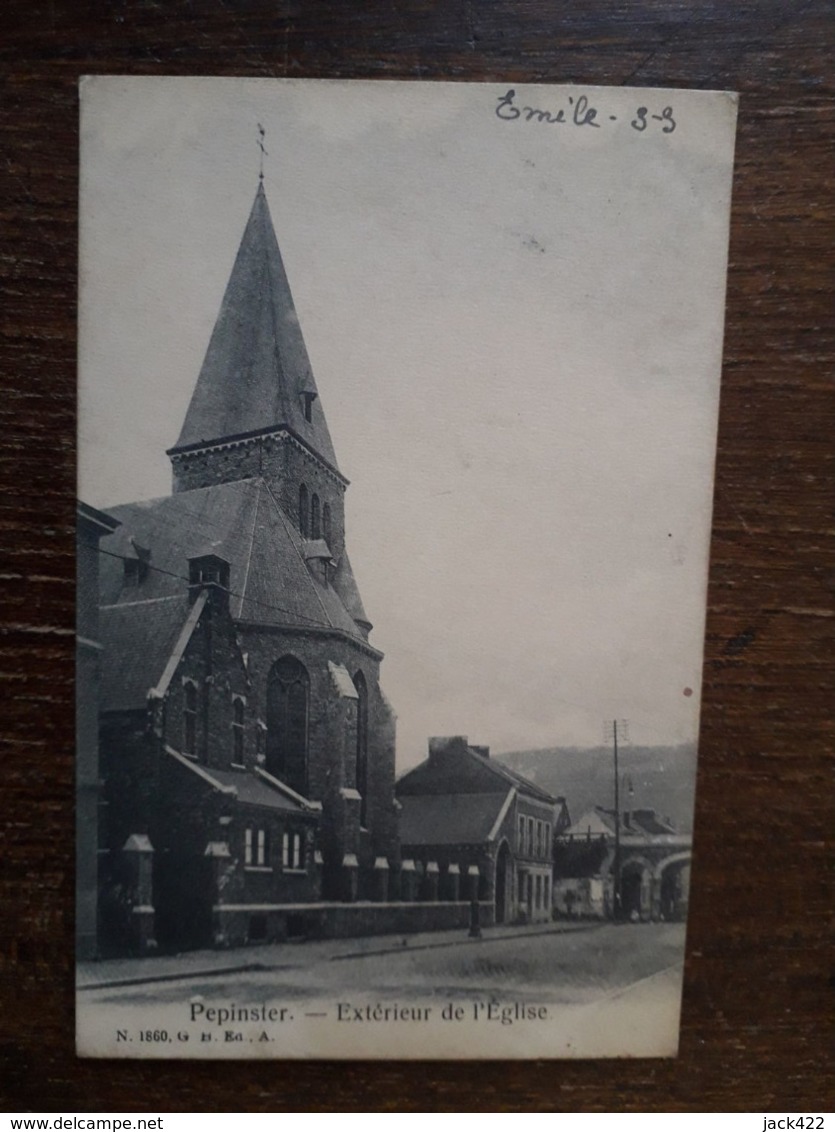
[76, 76, 737, 1058]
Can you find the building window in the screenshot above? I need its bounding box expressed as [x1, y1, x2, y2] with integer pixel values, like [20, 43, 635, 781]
[299, 484, 309, 537]
[322, 502, 332, 546]
[518, 815, 526, 855]
[231, 697, 245, 765]
[353, 670, 369, 827]
[544, 824, 551, 859]
[123, 557, 149, 586]
[528, 818, 535, 857]
[282, 830, 303, 871]
[310, 493, 321, 539]
[245, 826, 270, 867]
[266, 656, 309, 795]
[183, 681, 198, 757]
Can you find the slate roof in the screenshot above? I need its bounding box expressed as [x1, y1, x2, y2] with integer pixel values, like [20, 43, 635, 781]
[399, 792, 509, 847]
[207, 766, 308, 813]
[99, 596, 191, 712]
[565, 806, 678, 839]
[628, 809, 677, 836]
[488, 758, 557, 805]
[99, 478, 372, 646]
[397, 739, 557, 805]
[171, 183, 339, 472]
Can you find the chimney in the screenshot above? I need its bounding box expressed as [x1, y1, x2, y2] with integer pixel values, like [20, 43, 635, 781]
[471, 745, 490, 759]
[428, 736, 469, 762]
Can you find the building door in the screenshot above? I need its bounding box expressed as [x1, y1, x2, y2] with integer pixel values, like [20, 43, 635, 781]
[153, 853, 213, 953]
[495, 841, 511, 924]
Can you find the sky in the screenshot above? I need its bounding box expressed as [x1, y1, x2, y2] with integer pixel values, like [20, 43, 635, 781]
[79, 77, 737, 771]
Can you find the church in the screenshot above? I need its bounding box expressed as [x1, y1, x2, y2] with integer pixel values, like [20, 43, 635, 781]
[90, 179, 401, 953]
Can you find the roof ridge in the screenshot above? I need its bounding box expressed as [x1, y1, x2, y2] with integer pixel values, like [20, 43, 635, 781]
[100, 595, 183, 609]
[150, 589, 209, 700]
[474, 748, 556, 802]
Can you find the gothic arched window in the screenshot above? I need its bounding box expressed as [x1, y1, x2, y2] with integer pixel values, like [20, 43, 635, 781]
[354, 670, 369, 827]
[266, 656, 309, 795]
[310, 493, 321, 540]
[298, 484, 309, 537]
[322, 502, 332, 546]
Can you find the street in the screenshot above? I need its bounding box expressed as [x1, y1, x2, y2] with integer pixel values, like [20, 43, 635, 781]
[77, 922, 685, 1059]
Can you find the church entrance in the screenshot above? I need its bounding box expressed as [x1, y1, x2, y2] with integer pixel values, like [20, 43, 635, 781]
[153, 853, 213, 953]
[494, 841, 511, 924]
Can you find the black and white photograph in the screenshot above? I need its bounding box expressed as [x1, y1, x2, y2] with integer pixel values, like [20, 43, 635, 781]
[76, 76, 737, 1059]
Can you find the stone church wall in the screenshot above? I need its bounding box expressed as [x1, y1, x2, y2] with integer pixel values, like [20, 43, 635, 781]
[237, 626, 399, 885]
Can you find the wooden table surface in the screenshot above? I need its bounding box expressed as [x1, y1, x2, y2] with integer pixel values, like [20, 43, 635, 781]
[1, 0, 832, 1113]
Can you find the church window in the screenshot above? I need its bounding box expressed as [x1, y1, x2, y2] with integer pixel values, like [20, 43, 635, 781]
[245, 826, 269, 867]
[183, 681, 198, 757]
[231, 696, 245, 765]
[298, 484, 309, 537]
[354, 670, 369, 827]
[311, 494, 321, 539]
[282, 830, 303, 871]
[266, 656, 309, 795]
[322, 502, 332, 546]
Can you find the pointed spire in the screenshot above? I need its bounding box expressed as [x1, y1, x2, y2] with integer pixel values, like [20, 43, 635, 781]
[170, 182, 340, 472]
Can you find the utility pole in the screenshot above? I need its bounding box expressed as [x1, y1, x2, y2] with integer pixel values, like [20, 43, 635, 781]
[604, 719, 629, 921]
[613, 719, 621, 920]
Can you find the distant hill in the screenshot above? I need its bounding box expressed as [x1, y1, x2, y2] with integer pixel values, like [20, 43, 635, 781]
[494, 744, 698, 833]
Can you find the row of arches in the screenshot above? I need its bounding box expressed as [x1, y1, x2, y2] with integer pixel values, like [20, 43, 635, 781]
[618, 852, 691, 922]
[265, 655, 369, 825]
[298, 483, 332, 544]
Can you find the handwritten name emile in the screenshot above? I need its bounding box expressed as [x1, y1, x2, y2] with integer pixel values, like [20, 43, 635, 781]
[494, 88, 676, 133]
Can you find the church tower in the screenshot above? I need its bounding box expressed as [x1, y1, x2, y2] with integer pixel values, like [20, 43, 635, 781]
[167, 182, 359, 622]
[100, 178, 399, 911]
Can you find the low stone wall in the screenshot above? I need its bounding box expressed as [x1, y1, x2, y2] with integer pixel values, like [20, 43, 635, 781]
[215, 900, 495, 947]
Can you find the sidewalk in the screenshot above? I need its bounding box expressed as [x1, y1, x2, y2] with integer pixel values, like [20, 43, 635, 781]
[77, 918, 600, 991]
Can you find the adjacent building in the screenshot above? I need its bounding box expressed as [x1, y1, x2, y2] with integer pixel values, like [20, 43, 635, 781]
[76, 502, 120, 959]
[552, 806, 692, 921]
[396, 736, 570, 925]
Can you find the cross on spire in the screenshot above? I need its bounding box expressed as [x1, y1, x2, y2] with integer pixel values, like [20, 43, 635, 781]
[257, 122, 267, 181]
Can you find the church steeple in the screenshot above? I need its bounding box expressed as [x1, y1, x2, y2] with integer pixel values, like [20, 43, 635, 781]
[168, 182, 340, 477]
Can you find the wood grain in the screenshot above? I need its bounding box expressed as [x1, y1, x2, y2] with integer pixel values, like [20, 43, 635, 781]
[1, 0, 832, 1112]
